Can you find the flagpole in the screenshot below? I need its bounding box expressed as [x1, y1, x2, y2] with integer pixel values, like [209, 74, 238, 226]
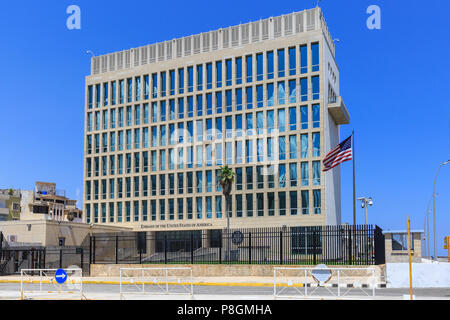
[352, 130, 356, 226]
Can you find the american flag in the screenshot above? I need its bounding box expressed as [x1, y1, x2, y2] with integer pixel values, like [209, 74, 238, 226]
[322, 135, 353, 172]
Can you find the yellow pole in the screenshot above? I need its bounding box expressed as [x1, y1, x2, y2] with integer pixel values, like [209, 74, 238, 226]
[447, 237, 450, 263]
[407, 215, 413, 300]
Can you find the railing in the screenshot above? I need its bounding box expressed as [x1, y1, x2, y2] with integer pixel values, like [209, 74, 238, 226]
[89, 225, 384, 266]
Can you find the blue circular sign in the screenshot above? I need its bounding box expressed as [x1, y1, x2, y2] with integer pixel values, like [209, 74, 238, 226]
[55, 269, 68, 284]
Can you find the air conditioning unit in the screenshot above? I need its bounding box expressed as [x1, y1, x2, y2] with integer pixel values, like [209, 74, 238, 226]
[7, 235, 17, 242]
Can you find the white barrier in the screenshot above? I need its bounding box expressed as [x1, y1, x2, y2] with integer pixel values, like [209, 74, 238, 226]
[119, 267, 193, 299]
[274, 267, 377, 298]
[20, 268, 83, 300]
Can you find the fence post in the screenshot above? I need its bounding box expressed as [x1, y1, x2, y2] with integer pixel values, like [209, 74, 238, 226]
[249, 232, 252, 265]
[59, 249, 63, 269]
[279, 231, 283, 265]
[0, 232, 3, 259]
[43, 248, 46, 269]
[80, 248, 84, 274]
[348, 228, 352, 265]
[313, 231, 317, 265]
[115, 235, 119, 264]
[190, 233, 194, 264]
[164, 235, 167, 264]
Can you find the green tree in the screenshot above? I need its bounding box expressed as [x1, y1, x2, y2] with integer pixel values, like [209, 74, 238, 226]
[217, 165, 235, 261]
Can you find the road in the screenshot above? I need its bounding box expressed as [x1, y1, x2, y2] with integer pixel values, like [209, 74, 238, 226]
[0, 283, 449, 300]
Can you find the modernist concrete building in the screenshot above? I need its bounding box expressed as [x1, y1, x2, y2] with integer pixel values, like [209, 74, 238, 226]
[83, 7, 349, 232]
[19, 182, 83, 222]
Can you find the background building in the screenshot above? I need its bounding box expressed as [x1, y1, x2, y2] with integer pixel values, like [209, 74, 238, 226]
[0, 189, 21, 221]
[83, 7, 349, 231]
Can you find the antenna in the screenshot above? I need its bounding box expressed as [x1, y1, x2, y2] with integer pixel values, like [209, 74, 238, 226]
[316, 0, 322, 7]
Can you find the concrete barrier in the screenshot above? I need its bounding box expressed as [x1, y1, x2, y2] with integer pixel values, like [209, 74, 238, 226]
[91, 264, 384, 281]
[386, 263, 450, 288]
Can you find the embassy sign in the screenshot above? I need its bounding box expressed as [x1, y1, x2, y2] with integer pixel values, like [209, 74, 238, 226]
[140, 222, 213, 230]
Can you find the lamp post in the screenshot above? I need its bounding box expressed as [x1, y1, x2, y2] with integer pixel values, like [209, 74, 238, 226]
[425, 195, 433, 259]
[433, 160, 450, 261]
[357, 197, 373, 225]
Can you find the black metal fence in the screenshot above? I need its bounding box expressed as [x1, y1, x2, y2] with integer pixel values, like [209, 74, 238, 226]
[89, 225, 385, 266]
[0, 233, 90, 275]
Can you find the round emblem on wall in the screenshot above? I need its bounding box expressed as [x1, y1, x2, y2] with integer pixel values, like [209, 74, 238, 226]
[232, 231, 244, 245]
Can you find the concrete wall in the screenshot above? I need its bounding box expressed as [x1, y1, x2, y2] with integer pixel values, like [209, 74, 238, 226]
[0, 220, 130, 246]
[91, 263, 383, 281]
[386, 263, 450, 288]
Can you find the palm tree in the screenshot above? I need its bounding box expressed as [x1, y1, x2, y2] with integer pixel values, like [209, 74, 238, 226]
[217, 165, 235, 261]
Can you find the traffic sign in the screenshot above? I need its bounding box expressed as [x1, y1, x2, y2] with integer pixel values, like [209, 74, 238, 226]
[311, 264, 332, 284]
[444, 236, 450, 249]
[55, 268, 68, 284]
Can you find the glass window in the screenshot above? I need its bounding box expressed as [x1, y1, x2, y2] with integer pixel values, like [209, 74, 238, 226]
[178, 68, 184, 94]
[197, 94, 203, 116]
[169, 70, 175, 95]
[279, 136, 286, 160]
[256, 53, 263, 81]
[257, 139, 263, 162]
[246, 55, 253, 83]
[278, 192, 286, 216]
[177, 198, 183, 220]
[256, 111, 263, 135]
[216, 61, 222, 88]
[178, 97, 184, 119]
[289, 163, 297, 187]
[289, 107, 297, 131]
[246, 87, 253, 109]
[226, 142, 232, 164]
[289, 135, 297, 159]
[216, 92, 222, 114]
[226, 59, 232, 86]
[215, 117, 222, 140]
[226, 90, 232, 112]
[206, 197, 212, 219]
[196, 197, 202, 219]
[301, 78, 308, 102]
[216, 196, 222, 218]
[312, 76, 320, 100]
[278, 49, 285, 78]
[312, 43, 320, 72]
[290, 191, 298, 215]
[196, 146, 203, 167]
[187, 198, 193, 219]
[267, 51, 274, 79]
[246, 140, 253, 163]
[159, 199, 165, 220]
[236, 194, 243, 218]
[235, 114, 242, 137]
[278, 109, 285, 132]
[152, 73, 157, 98]
[267, 83, 274, 107]
[135, 77, 140, 102]
[267, 137, 274, 161]
[246, 113, 253, 136]
[301, 162, 309, 186]
[279, 164, 286, 187]
[301, 106, 308, 129]
[278, 81, 285, 105]
[289, 79, 297, 103]
[169, 100, 175, 120]
[312, 104, 320, 128]
[187, 96, 193, 117]
[197, 64, 203, 91]
[301, 190, 309, 215]
[206, 93, 212, 115]
[246, 167, 253, 190]
[256, 85, 263, 108]
[289, 47, 296, 75]
[313, 161, 321, 185]
[206, 63, 212, 89]
[300, 45, 307, 74]
[312, 132, 320, 157]
[236, 141, 242, 164]
[236, 88, 242, 111]
[301, 134, 308, 158]
[235, 57, 242, 84]
[267, 110, 274, 134]
[188, 66, 193, 92]
[246, 194, 253, 217]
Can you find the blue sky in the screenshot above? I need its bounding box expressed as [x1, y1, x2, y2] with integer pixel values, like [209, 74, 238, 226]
[1, 0, 449, 256]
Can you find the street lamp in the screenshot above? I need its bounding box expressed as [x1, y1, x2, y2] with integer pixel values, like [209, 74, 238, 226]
[425, 195, 434, 259]
[85, 50, 95, 57]
[432, 160, 450, 261]
[357, 197, 373, 225]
